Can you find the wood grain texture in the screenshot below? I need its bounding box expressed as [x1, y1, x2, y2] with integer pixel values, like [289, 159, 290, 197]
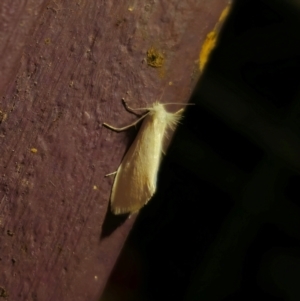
[0, 0, 230, 300]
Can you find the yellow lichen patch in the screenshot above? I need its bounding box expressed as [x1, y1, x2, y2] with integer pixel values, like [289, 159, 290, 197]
[0, 110, 7, 123]
[199, 31, 217, 71]
[147, 47, 164, 68]
[30, 148, 38, 153]
[15, 162, 22, 173]
[219, 3, 231, 23]
[44, 38, 51, 45]
[128, 6, 134, 11]
[199, 3, 232, 71]
[20, 177, 34, 191]
[21, 178, 30, 187]
[0, 286, 9, 298]
[93, 185, 98, 190]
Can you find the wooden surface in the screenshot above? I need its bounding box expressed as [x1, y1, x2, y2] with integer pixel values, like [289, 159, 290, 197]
[0, 1, 230, 300]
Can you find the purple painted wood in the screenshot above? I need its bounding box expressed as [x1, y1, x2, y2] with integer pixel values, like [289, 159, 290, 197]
[0, 1, 230, 300]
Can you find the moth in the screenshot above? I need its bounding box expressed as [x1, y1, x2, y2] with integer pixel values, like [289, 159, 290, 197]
[103, 100, 186, 215]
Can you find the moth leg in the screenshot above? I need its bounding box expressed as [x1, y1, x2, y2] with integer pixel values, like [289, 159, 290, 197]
[175, 108, 184, 115]
[122, 98, 148, 116]
[105, 171, 117, 177]
[103, 112, 149, 132]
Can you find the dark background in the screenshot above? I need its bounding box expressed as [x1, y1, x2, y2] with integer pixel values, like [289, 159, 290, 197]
[103, 0, 300, 300]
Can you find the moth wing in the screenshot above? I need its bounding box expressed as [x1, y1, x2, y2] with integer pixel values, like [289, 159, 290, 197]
[110, 120, 162, 214]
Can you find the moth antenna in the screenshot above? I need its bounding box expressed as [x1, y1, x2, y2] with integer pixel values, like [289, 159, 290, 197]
[163, 102, 194, 106]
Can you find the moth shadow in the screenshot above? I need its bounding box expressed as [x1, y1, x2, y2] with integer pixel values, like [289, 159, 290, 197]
[100, 208, 129, 239]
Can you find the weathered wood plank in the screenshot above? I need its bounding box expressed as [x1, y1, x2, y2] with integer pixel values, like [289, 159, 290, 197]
[0, 1, 230, 300]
